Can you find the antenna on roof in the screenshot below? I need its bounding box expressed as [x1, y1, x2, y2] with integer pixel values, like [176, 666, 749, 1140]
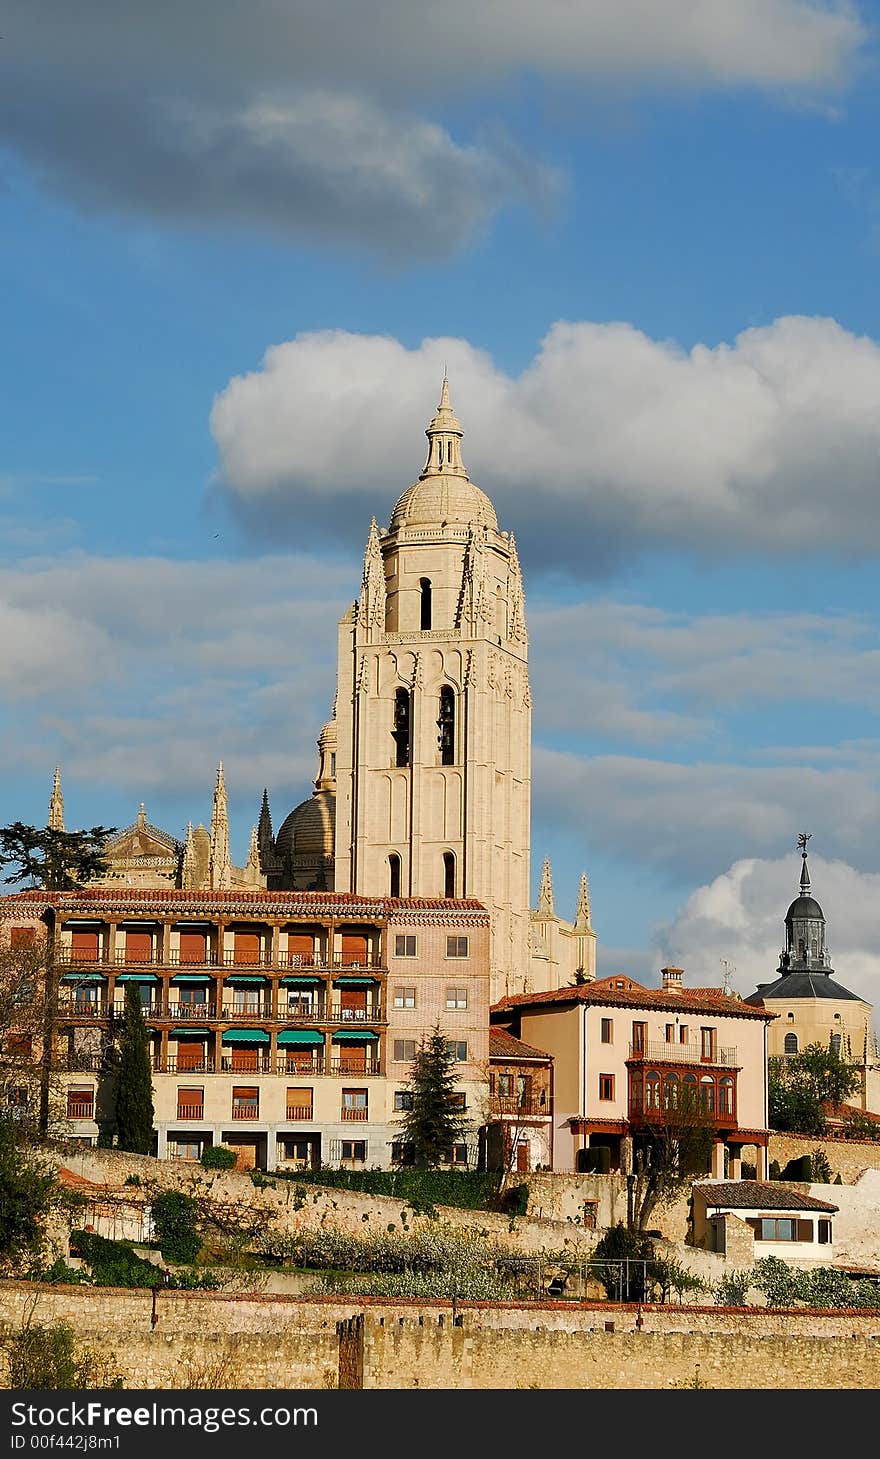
[720, 958, 735, 996]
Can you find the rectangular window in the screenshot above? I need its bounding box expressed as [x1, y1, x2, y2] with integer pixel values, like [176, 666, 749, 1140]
[341, 1140, 366, 1163]
[394, 935, 417, 958]
[286, 1087, 313, 1120]
[172, 1139, 203, 1160]
[393, 987, 416, 1009]
[598, 1074, 615, 1101]
[449, 1091, 467, 1111]
[393, 1039, 417, 1061]
[818, 1219, 832, 1244]
[445, 1040, 468, 1062]
[393, 1090, 413, 1111]
[391, 1141, 416, 1165]
[67, 1087, 94, 1120]
[497, 1073, 512, 1098]
[341, 1089, 368, 1121]
[8, 1087, 29, 1108]
[679, 1025, 689, 1044]
[445, 986, 468, 1009]
[631, 1021, 647, 1054]
[446, 936, 469, 959]
[600, 1017, 613, 1044]
[444, 1144, 469, 1165]
[231, 1086, 259, 1119]
[701, 1027, 716, 1062]
[760, 1217, 796, 1241]
[665, 1024, 674, 1042]
[176, 1087, 204, 1120]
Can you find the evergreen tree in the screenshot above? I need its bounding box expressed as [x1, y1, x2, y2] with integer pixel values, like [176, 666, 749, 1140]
[396, 1025, 471, 1169]
[0, 823, 116, 891]
[0, 1113, 58, 1267]
[113, 984, 154, 1154]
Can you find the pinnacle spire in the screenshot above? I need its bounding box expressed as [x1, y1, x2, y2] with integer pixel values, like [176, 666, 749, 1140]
[210, 760, 231, 889]
[48, 766, 65, 831]
[421, 376, 466, 479]
[574, 872, 592, 931]
[537, 856, 554, 916]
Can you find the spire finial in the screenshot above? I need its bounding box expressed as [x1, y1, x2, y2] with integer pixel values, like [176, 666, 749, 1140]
[421, 376, 466, 479]
[798, 832, 811, 892]
[574, 872, 592, 930]
[537, 856, 554, 915]
[48, 766, 65, 831]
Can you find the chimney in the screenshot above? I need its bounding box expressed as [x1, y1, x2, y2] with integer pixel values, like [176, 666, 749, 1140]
[660, 967, 684, 993]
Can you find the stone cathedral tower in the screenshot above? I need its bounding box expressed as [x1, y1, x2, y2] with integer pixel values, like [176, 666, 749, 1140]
[333, 381, 533, 997]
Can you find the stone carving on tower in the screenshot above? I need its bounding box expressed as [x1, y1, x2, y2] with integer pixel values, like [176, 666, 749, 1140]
[209, 761, 232, 889]
[48, 766, 65, 831]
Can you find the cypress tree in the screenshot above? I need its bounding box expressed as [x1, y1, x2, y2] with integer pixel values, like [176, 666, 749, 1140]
[114, 983, 155, 1154]
[397, 1025, 471, 1169]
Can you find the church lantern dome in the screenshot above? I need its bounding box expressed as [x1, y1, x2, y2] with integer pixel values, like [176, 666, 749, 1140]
[388, 378, 499, 533]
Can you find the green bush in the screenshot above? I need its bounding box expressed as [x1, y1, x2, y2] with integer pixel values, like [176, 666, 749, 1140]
[714, 1269, 752, 1306]
[768, 1159, 781, 1181]
[150, 1190, 201, 1264]
[810, 1148, 832, 1183]
[271, 1165, 497, 1213]
[201, 1145, 238, 1170]
[592, 1223, 651, 1301]
[70, 1230, 164, 1288]
[1, 1317, 124, 1389]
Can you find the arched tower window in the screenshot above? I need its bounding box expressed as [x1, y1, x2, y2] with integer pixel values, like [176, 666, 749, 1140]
[389, 854, 401, 899]
[393, 688, 411, 768]
[438, 686, 455, 765]
[830, 1033, 841, 1056]
[784, 1032, 798, 1055]
[443, 851, 455, 899]
[420, 578, 432, 631]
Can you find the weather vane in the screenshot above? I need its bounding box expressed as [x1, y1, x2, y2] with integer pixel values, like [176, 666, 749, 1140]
[797, 832, 811, 854]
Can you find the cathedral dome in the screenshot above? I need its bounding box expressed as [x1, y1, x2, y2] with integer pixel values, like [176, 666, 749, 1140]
[389, 474, 498, 533]
[276, 790, 335, 861]
[785, 894, 824, 922]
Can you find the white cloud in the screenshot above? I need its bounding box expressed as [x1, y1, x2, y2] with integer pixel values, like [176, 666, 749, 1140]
[656, 852, 880, 1009]
[212, 317, 880, 568]
[0, 2, 863, 256]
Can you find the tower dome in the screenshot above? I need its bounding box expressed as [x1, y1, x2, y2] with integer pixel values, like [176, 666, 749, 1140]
[389, 378, 498, 532]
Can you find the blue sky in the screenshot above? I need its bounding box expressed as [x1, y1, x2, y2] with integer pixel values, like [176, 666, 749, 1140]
[3, 1, 880, 1000]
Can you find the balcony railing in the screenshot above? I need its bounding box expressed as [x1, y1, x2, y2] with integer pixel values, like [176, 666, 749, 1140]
[627, 1041, 738, 1067]
[158, 1058, 215, 1074]
[286, 1105, 314, 1121]
[176, 1104, 204, 1120]
[66, 1102, 94, 1119]
[54, 945, 384, 973]
[56, 998, 107, 1017]
[490, 1098, 550, 1118]
[231, 1103, 260, 1120]
[340, 1107, 369, 1121]
[148, 1057, 380, 1078]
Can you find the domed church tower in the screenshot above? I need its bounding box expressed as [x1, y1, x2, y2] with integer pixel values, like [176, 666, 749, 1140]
[333, 380, 532, 998]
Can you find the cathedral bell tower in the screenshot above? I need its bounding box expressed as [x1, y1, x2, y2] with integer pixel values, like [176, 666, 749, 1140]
[333, 380, 532, 998]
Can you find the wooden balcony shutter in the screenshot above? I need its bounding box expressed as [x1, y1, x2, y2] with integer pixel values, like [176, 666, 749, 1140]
[124, 929, 152, 963]
[71, 929, 98, 957]
[796, 1218, 814, 1242]
[287, 933, 313, 958]
[341, 934, 367, 965]
[179, 931, 207, 964]
[177, 1042, 204, 1071]
[231, 1046, 260, 1071]
[234, 930, 260, 964]
[340, 988, 367, 1015]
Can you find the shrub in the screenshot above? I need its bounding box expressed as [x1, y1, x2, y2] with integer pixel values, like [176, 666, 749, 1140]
[150, 1190, 201, 1264]
[70, 1230, 163, 1288]
[271, 1165, 496, 1213]
[714, 1269, 752, 1306]
[810, 1148, 832, 1183]
[768, 1160, 781, 1181]
[1, 1315, 123, 1389]
[592, 1223, 651, 1301]
[201, 1145, 238, 1171]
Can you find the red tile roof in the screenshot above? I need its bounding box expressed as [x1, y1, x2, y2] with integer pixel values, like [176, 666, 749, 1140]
[1, 888, 488, 921]
[489, 1027, 551, 1061]
[694, 1181, 838, 1213]
[492, 974, 774, 1021]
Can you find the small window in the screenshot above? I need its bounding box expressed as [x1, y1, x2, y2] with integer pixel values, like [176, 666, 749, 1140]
[67, 1087, 94, 1119]
[420, 578, 432, 631]
[497, 1073, 512, 1098]
[784, 1032, 799, 1055]
[449, 1091, 467, 1110]
[600, 1017, 613, 1044]
[446, 986, 468, 1009]
[394, 934, 416, 958]
[172, 1139, 203, 1161]
[8, 1087, 29, 1109]
[393, 687, 411, 768]
[342, 1089, 368, 1113]
[443, 851, 456, 898]
[341, 1140, 366, 1163]
[445, 1144, 468, 1165]
[446, 936, 469, 959]
[389, 854, 401, 899]
[679, 1025, 689, 1044]
[393, 1039, 417, 1061]
[232, 1086, 259, 1117]
[830, 1033, 841, 1055]
[445, 1040, 468, 1062]
[598, 1074, 614, 1101]
[818, 1219, 832, 1244]
[438, 687, 455, 766]
[391, 1141, 416, 1165]
[631, 1021, 647, 1054]
[176, 1086, 204, 1119]
[393, 986, 416, 1010]
[665, 1024, 674, 1042]
[700, 1027, 716, 1061]
[761, 1218, 796, 1242]
[394, 1090, 414, 1111]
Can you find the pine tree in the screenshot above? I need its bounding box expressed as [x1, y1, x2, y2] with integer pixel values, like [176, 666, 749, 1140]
[113, 984, 154, 1154]
[397, 1025, 471, 1169]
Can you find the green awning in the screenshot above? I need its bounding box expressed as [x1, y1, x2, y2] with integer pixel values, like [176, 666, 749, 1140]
[223, 974, 267, 985]
[115, 972, 159, 983]
[169, 1028, 211, 1039]
[171, 974, 214, 984]
[222, 1029, 270, 1045]
[281, 975, 321, 986]
[334, 976, 377, 986]
[60, 972, 105, 984]
[332, 1030, 379, 1043]
[277, 1029, 325, 1047]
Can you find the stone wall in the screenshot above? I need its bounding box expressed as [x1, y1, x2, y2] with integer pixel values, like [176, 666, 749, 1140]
[4, 1285, 880, 1390]
[768, 1131, 880, 1183]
